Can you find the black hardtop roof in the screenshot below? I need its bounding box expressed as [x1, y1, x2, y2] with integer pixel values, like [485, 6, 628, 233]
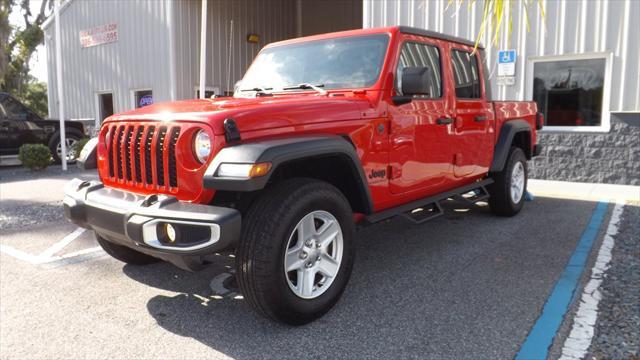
[398, 26, 484, 49]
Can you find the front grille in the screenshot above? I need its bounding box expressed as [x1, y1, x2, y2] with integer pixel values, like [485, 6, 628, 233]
[168, 127, 180, 187]
[106, 123, 182, 189]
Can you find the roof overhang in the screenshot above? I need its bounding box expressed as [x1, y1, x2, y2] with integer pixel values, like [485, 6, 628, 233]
[398, 26, 484, 49]
[41, 0, 75, 31]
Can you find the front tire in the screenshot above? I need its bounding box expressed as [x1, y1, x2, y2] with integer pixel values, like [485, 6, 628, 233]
[96, 233, 160, 265]
[49, 130, 83, 163]
[236, 178, 355, 325]
[488, 146, 528, 216]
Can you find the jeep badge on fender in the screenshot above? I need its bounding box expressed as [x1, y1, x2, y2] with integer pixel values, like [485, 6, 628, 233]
[368, 169, 386, 179]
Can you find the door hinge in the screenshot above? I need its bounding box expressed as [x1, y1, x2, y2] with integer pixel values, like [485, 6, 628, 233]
[455, 117, 464, 130]
[388, 165, 401, 179]
[454, 153, 463, 165]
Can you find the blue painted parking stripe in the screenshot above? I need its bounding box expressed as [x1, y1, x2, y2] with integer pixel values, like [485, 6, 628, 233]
[516, 201, 608, 360]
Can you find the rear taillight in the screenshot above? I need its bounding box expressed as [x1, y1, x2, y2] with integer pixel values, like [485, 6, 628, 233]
[536, 112, 544, 130]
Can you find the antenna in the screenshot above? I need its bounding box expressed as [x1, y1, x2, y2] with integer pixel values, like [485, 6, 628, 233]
[227, 19, 234, 95]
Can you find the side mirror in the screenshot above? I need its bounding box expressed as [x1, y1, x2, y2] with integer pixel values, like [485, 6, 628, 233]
[392, 66, 434, 106]
[401, 66, 433, 96]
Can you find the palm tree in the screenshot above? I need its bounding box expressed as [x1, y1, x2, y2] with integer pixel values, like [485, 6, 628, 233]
[449, 0, 545, 51]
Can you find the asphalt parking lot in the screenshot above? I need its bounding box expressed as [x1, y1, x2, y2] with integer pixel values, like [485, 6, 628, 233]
[0, 166, 635, 359]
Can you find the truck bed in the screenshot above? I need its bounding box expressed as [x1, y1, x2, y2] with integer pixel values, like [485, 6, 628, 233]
[492, 101, 539, 147]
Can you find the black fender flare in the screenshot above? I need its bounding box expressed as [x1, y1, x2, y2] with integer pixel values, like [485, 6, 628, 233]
[490, 120, 532, 173]
[203, 135, 373, 214]
[76, 137, 99, 170]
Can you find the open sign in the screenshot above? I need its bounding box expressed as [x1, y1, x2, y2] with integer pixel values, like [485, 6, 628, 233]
[139, 94, 154, 107]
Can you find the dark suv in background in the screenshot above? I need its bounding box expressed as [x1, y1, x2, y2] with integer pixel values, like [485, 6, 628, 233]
[0, 92, 87, 164]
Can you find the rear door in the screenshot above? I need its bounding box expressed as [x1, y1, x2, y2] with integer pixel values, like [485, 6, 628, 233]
[388, 35, 455, 195]
[448, 47, 494, 177]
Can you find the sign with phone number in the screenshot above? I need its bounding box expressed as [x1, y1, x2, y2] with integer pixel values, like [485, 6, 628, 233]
[80, 23, 118, 48]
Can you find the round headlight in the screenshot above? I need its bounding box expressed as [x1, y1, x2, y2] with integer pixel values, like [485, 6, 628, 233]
[193, 130, 212, 164]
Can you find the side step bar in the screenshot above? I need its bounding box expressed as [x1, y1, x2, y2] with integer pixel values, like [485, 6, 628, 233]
[401, 202, 444, 224]
[364, 179, 493, 225]
[452, 185, 490, 205]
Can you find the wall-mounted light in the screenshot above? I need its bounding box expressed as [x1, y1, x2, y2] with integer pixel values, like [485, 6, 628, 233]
[247, 33, 260, 44]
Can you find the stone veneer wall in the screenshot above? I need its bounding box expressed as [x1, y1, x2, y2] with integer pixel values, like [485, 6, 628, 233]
[530, 114, 640, 185]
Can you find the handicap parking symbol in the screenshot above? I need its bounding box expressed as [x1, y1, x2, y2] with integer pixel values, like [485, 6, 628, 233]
[499, 50, 516, 64]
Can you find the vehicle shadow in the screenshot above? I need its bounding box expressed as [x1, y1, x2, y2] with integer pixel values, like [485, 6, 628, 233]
[123, 197, 596, 359]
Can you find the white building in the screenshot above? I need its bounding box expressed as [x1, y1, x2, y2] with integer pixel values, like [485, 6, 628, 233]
[42, 0, 362, 123]
[44, 0, 638, 184]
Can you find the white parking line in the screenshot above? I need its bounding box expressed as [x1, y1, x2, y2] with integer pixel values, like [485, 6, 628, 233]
[0, 244, 41, 264]
[41, 246, 105, 269]
[39, 227, 86, 258]
[559, 201, 625, 360]
[0, 227, 102, 266]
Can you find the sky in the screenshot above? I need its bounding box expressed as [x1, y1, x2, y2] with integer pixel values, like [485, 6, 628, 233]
[9, 0, 49, 82]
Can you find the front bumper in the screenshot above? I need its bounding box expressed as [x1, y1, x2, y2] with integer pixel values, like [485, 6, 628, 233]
[63, 178, 241, 271]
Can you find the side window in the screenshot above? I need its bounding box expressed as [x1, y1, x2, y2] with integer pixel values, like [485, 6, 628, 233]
[0, 97, 6, 118]
[451, 50, 481, 99]
[396, 42, 442, 98]
[0, 96, 30, 120]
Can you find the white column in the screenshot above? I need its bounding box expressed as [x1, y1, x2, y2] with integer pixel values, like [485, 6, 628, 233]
[167, 0, 177, 101]
[54, 0, 67, 170]
[199, 0, 208, 99]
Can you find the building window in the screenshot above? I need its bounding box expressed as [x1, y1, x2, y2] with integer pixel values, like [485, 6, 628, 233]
[98, 93, 113, 122]
[133, 89, 153, 108]
[528, 53, 612, 132]
[194, 86, 220, 99]
[451, 50, 481, 99]
[396, 42, 442, 99]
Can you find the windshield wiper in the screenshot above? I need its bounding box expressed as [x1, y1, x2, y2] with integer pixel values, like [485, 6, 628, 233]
[282, 83, 327, 95]
[239, 87, 273, 97]
[240, 87, 273, 92]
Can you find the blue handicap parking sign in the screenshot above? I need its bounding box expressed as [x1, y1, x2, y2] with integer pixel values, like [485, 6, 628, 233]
[498, 50, 516, 64]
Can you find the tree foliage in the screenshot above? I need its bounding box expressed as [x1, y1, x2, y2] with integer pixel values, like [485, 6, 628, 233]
[20, 78, 47, 116]
[449, 0, 544, 52]
[1, 0, 53, 116]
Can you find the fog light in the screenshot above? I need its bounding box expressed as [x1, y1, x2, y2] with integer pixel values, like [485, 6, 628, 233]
[157, 223, 179, 245]
[165, 223, 177, 242]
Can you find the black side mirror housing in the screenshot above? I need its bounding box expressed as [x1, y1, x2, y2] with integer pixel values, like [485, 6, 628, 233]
[391, 95, 412, 106]
[401, 66, 433, 96]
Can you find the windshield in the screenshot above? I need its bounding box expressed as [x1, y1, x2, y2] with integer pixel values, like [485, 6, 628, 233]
[236, 34, 390, 97]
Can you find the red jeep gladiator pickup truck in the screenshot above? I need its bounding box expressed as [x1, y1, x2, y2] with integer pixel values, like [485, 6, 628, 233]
[64, 26, 542, 325]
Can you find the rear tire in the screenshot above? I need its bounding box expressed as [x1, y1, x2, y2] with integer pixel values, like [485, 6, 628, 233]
[488, 147, 528, 217]
[96, 233, 160, 265]
[236, 178, 355, 325]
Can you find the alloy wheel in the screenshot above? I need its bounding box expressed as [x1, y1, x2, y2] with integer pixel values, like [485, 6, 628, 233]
[283, 210, 343, 299]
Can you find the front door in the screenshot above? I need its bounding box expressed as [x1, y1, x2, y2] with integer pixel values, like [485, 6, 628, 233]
[448, 47, 494, 177]
[389, 37, 455, 195]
